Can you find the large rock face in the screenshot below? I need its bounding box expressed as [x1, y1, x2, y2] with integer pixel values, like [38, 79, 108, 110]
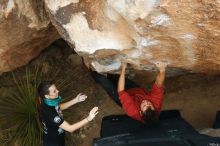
[0, 0, 60, 72]
[44, 0, 220, 74]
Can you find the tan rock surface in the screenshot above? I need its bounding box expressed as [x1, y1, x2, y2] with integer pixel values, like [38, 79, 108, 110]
[0, 0, 60, 72]
[44, 0, 220, 74]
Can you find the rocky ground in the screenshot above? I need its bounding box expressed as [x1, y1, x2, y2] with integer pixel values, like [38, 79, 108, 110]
[0, 39, 220, 146]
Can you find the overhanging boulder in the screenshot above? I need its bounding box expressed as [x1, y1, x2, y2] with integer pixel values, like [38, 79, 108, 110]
[44, 0, 220, 74]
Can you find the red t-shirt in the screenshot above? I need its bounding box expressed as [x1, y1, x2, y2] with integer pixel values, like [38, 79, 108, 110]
[118, 84, 164, 122]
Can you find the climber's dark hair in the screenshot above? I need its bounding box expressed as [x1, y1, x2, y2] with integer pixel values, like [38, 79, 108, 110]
[141, 108, 159, 126]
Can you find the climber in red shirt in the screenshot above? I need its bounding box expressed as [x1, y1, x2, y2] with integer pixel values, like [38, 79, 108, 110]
[117, 62, 167, 123]
[91, 61, 167, 124]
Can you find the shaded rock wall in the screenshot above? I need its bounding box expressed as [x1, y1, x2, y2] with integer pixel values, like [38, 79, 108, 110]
[44, 0, 220, 74]
[0, 0, 60, 72]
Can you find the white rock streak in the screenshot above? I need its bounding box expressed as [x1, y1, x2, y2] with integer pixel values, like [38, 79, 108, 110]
[5, 0, 14, 12]
[5, 0, 15, 14]
[128, 49, 142, 58]
[108, 0, 158, 21]
[45, 0, 79, 13]
[91, 61, 121, 73]
[151, 14, 171, 26]
[104, 5, 120, 22]
[139, 37, 159, 47]
[180, 34, 196, 41]
[63, 13, 129, 54]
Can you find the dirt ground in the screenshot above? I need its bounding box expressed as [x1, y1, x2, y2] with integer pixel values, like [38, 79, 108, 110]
[0, 39, 220, 146]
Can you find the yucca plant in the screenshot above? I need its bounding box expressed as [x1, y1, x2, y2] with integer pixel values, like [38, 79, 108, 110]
[0, 65, 75, 146]
[0, 67, 43, 146]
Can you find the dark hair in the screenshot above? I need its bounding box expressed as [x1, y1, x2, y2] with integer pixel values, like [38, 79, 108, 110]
[36, 81, 54, 124]
[37, 81, 54, 100]
[141, 108, 159, 126]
